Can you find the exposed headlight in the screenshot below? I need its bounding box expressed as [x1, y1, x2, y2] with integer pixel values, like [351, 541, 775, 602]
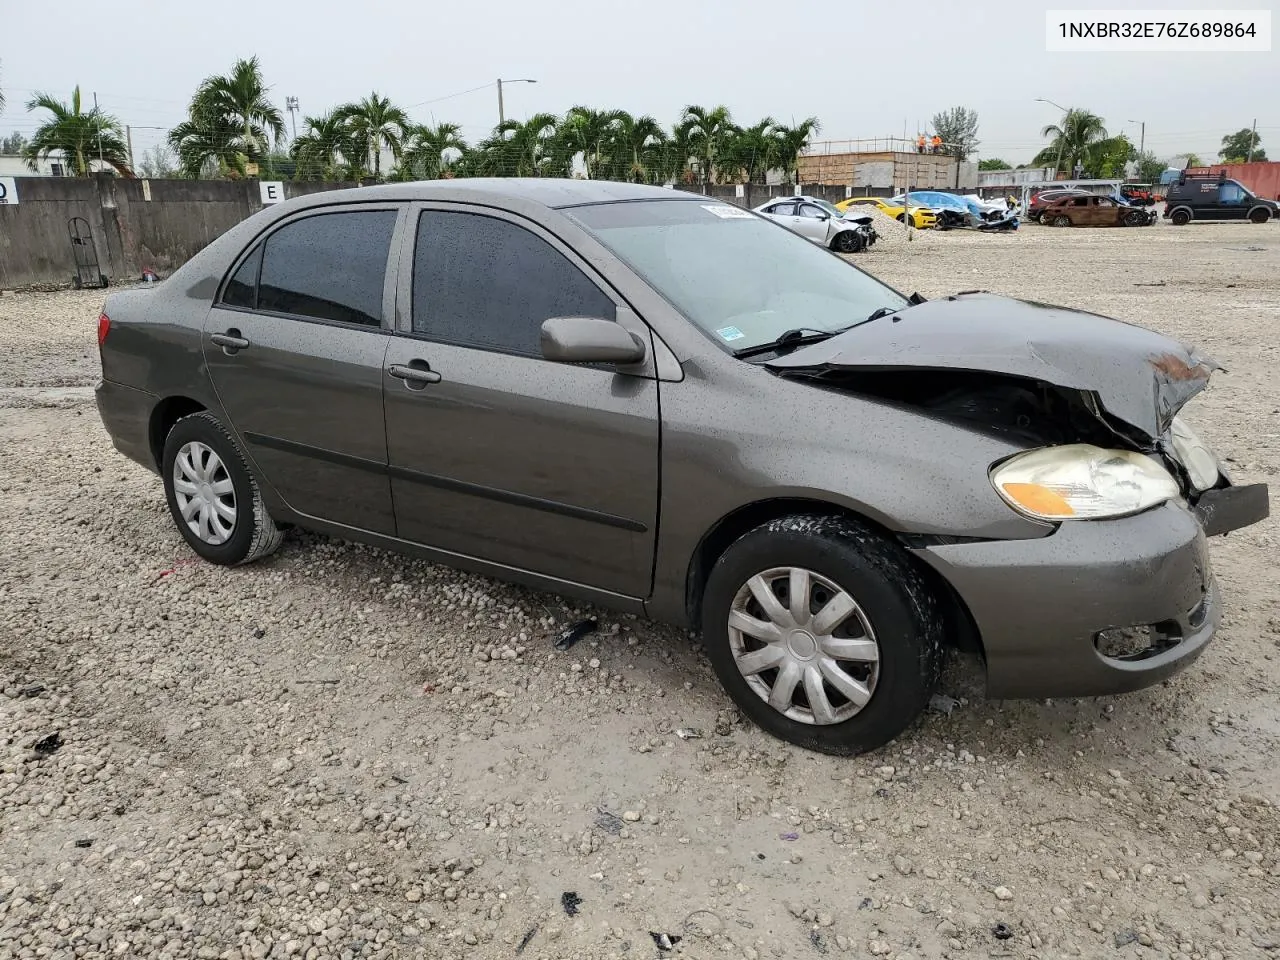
[991, 444, 1180, 520]
[1169, 415, 1220, 492]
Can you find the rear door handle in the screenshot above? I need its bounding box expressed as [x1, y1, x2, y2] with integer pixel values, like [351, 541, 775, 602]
[210, 331, 250, 350]
[388, 363, 442, 386]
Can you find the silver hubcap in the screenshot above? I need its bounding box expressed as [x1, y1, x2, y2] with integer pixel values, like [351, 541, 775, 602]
[728, 567, 879, 725]
[172, 441, 237, 545]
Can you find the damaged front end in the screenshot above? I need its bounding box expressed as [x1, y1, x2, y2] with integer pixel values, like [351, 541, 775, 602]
[767, 292, 1269, 536]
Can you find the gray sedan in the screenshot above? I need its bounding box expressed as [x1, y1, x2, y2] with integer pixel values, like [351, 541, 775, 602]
[95, 179, 1269, 755]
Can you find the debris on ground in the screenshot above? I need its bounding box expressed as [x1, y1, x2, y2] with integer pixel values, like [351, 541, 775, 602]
[73, 838, 93, 848]
[594, 808, 624, 835]
[515, 926, 537, 954]
[809, 929, 829, 953]
[32, 732, 64, 756]
[992, 922, 1013, 940]
[649, 931, 682, 951]
[554, 617, 597, 651]
[675, 727, 703, 740]
[1114, 929, 1139, 947]
[780, 831, 799, 841]
[17, 684, 45, 698]
[928, 693, 960, 715]
[561, 891, 583, 916]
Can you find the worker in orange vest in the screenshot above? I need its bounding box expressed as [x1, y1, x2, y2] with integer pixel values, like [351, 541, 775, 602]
[916, 134, 926, 154]
[931, 135, 943, 154]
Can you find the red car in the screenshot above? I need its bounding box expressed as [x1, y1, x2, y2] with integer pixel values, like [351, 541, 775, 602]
[1027, 188, 1092, 222]
[1040, 194, 1158, 227]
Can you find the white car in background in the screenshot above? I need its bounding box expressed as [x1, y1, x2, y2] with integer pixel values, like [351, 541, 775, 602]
[752, 196, 877, 253]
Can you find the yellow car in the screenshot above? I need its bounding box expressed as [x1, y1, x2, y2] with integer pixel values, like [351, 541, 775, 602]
[835, 196, 938, 229]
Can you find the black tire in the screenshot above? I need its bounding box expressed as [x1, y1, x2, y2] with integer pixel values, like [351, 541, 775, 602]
[1052, 215, 1072, 227]
[161, 411, 284, 566]
[701, 515, 943, 756]
[1124, 210, 1147, 227]
[1170, 208, 1192, 226]
[1249, 207, 1270, 224]
[832, 231, 865, 254]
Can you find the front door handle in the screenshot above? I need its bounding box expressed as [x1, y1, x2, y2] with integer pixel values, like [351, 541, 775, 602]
[210, 331, 250, 351]
[388, 363, 442, 387]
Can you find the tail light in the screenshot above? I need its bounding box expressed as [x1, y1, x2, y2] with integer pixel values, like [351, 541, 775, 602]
[97, 312, 111, 348]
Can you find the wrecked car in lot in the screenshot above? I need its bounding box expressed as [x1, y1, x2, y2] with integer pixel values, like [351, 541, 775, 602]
[752, 195, 877, 252]
[1042, 194, 1159, 227]
[95, 179, 1269, 756]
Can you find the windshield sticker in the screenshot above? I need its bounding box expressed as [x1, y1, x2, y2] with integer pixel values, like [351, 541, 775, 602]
[716, 326, 745, 342]
[702, 204, 755, 219]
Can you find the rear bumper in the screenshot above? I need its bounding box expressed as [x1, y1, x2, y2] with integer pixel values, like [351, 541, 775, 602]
[95, 379, 158, 474]
[914, 499, 1233, 699]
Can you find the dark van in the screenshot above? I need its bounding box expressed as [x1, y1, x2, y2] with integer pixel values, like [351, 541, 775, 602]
[1163, 174, 1278, 225]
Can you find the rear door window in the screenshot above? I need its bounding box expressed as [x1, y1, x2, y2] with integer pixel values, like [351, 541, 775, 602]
[257, 211, 398, 327]
[411, 210, 616, 358]
[768, 202, 796, 216]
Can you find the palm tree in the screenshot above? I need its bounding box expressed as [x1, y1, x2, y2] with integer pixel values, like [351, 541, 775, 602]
[718, 118, 781, 185]
[1034, 109, 1108, 176]
[677, 105, 736, 184]
[398, 122, 467, 180]
[607, 113, 669, 183]
[170, 56, 284, 178]
[336, 93, 409, 181]
[23, 86, 134, 177]
[558, 106, 626, 179]
[290, 110, 360, 180]
[472, 113, 565, 177]
[771, 117, 821, 185]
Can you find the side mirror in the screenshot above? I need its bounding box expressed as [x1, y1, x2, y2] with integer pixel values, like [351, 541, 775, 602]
[540, 316, 647, 365]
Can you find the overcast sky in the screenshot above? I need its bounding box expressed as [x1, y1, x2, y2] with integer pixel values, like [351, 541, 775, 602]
[2, 0, 1276, 166]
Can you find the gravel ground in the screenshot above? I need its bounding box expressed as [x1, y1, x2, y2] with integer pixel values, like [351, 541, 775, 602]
[2, 221, 1279, 960]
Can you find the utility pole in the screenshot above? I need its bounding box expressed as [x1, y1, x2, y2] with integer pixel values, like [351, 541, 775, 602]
[286, 97, 299, 141]
[126, 125, 135, 171]
[497, 79, 505, 127]
[93, 91, 103, 172]
[1246, 118, 1257, 162]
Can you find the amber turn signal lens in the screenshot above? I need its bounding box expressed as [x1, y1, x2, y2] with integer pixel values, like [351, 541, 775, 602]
[999, 482, 1075, 518]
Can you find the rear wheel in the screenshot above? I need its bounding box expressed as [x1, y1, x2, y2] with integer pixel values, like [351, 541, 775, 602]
[1170, 208, 1192, 226]
[1052, 215, 1072, 227]
[701, 515, 943, 755]
[1249, 207, 1271, 224]
[162, 412, 284, 565]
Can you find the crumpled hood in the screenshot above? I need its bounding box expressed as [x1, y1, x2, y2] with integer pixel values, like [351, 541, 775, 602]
[766, 293, 1217, 438]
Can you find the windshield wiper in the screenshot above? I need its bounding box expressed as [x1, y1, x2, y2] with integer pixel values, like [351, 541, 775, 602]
[837, 292, 929, 334]
[733, 327, 835, 359]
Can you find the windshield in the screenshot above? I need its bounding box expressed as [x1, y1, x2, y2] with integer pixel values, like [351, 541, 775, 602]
[566, 200, 906, 353]
[811, 198, 844, 218]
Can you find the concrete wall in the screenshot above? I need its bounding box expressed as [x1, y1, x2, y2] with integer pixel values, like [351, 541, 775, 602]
[796, 150, 969, 191]
[0, 176, 352, 289]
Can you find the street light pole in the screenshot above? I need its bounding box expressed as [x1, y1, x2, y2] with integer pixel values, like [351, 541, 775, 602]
[1036, 97, 1069, 180]
[286, 97, 299, 141]
[496, 78, 536, 127]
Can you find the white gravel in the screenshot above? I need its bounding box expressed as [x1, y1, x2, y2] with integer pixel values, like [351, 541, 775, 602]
[2, 221, 1279, 960]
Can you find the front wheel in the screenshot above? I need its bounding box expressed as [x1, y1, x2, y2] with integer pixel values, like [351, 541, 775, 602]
[162, 411, 284, 565]
[832, 230, 865, 253]
[1124, 209, 1148, 226]
[1249, 207, 1271, 224]
[701, 515, 943, 755]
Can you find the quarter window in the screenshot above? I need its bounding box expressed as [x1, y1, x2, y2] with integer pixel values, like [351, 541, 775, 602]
[256, 211, 397, 327]
[411, 211, 616, 357]
[222, 244, 262, 309]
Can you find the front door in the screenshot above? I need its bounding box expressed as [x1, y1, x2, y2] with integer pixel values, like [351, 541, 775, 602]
[1216, 181, 1250, 219]
[203, 206, 402, 534]
[382, 205, 660, 598]
[795, 202, 834, 243]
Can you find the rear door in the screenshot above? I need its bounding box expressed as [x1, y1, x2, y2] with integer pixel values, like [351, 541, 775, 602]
[381, 204, 660, 598]
[203, 205, 403, 534]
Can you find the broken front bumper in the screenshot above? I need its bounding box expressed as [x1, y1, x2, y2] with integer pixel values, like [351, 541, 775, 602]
[912, 486, 1267, 700]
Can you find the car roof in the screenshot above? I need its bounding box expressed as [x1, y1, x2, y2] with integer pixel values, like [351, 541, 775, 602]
[281, 178, 696, 212]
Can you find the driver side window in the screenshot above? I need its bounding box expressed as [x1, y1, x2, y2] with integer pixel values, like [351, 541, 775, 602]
[411, 210, 616, 359]
[1219, 183, 1246, 205]
[798, 204, 826, 219]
